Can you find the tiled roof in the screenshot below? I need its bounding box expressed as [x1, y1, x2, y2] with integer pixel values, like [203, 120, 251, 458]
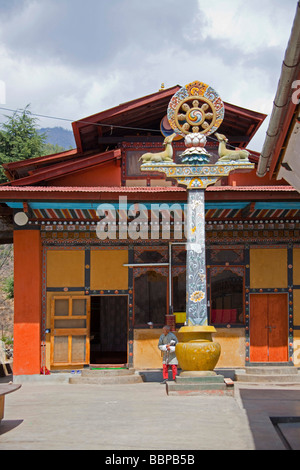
[0, 185, 296, 193]
[0, 185, 185, 192]
[206, 185, 297, 192]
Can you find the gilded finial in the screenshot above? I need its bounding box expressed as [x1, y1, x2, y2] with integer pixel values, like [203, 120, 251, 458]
[159, 83, 165, 91]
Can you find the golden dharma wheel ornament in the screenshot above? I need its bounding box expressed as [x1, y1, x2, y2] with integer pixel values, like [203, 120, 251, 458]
[167, 80, 225, 136]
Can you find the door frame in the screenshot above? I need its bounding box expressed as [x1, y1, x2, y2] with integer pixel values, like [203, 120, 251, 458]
[249, 293, 289, 363]
[90, 294, 129, 365]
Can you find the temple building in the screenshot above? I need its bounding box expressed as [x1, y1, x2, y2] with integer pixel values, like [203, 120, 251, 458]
[0, 83, 300, 378]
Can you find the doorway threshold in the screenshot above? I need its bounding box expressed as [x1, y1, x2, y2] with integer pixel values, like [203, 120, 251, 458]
[89, 363, 128, 370]
[247, 362, 293, 367]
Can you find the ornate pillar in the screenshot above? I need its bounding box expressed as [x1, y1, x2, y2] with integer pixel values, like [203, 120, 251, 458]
[141, 81, 254, 382]
[186, 189, 207, 326]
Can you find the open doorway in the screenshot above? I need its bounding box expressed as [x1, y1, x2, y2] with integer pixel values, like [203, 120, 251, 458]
[90, 296, 128, 365]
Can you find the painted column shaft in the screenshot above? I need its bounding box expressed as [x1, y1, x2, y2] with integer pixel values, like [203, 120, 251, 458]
[186, 189, 208, 326]
[13, 230, 42, 375]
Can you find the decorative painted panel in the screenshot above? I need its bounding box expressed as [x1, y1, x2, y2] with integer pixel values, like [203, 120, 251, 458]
[250, 248, 288, 289]
[293, 248, 300, 285]
[47, 250, 85, 287]
[186, 190, 207, 326]
[90, 249, 128, 291]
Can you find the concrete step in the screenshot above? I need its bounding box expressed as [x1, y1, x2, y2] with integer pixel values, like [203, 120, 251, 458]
[81, 368, 136, 377]
[166, 373, 234, 396]
[175, 374, 225, 384]
[235, 366, 300, 384]
[166, 381, 233, 396]
[69, 368, 144, 385]
[244, 366, 298, 376]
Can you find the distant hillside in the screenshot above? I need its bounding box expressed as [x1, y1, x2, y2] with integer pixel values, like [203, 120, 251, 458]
[38, 126, 76, 150]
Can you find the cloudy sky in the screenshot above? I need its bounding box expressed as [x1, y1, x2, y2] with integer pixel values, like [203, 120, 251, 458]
[0, 0, 298, 151]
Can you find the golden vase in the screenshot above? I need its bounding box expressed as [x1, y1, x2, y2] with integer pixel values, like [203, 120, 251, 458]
[176, 326, 221, 372]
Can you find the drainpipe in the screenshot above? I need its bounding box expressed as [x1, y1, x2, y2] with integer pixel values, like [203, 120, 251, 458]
[257, 1, 300, 177]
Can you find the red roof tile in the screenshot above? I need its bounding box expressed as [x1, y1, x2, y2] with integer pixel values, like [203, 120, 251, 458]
[206, 185, 297, 192]
[0, 185, 296, 193]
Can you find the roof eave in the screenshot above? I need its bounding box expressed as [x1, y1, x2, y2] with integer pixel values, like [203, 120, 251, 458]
[257, 1, 300, 178]
[72, 86, 181, 152]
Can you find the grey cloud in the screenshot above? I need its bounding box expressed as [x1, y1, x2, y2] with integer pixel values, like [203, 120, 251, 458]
[213, 40, 282, 79]
[0, 0, 288, 91]
[0, 0, 201, 68]
[0, 0, 28, 15]
[241, 46, 284, 87]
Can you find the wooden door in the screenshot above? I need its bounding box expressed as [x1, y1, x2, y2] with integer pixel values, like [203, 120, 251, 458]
[250, 293, 288, 362]
[50, 296, 90, 368]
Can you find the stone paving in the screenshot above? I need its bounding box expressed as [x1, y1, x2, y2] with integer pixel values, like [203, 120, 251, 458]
[0, 375, 300, 451]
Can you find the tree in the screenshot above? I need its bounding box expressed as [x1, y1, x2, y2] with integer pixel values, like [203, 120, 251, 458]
[41, 142, 66, 156]
[2, 275, 14, 299]
[0, 105, 46, 183]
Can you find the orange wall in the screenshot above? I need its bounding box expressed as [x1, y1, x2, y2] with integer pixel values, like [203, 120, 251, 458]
[133, 328, 246, 369]
[49, 162, 121, 187]
[13, 230, 42, 375]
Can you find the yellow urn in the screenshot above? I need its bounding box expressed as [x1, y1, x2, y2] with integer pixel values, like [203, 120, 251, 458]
[176, 326, 221, 372]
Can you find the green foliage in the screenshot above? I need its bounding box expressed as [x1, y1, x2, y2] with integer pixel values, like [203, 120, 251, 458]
[41, 142, 66, 156]
[2, 275, 14, 299]
[1, 335, 13, 347]
[0, 108, 75, 183]
[0, 105, 46, 183]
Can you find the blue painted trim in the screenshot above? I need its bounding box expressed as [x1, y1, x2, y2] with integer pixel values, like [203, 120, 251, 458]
[5, 200, 300, 211]
[255, 202, 300, 210]
[5, 201, 248, 210]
